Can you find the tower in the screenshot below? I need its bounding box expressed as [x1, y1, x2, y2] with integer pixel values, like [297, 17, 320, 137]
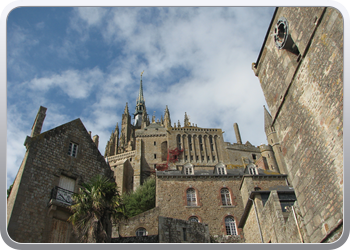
[120, 102, 132, 152]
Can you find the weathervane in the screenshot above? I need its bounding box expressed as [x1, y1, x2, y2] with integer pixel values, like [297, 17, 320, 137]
[141, 70, 144, 78]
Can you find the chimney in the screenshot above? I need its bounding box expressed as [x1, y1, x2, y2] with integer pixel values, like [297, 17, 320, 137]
[233, 123, 242, 144]
[93, 135, 99, 148]
[30, 106, 47, 137]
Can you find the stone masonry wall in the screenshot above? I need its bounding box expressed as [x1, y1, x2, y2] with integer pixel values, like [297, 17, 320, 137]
[116, 207, 160, 237]
[254, 7, 343, 243]
[156, 175, 245, 237]
[158, 216, 210, 243]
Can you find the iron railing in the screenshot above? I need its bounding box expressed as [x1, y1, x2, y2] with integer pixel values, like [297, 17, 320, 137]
[51, 186, 75, 205]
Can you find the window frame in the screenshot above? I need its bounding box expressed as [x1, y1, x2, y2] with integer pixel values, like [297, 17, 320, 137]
[188, 216, 199, 223]
[68, 142, 78, 157]
[135, 227, 147, 236]
[221, 188, 232, 206]
[225, 216, 237, 236]
[186, 188, 197, 206]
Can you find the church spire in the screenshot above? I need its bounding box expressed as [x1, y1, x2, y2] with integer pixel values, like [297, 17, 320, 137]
[134, 71, 147, 127]
[137, 71, 145, 104]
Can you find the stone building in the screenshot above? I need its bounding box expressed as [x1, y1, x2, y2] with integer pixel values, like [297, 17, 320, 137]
[7, 106, 111, 243]
[7, 7, 343, 244]
[105, 73, 292, 242]
[251, 7, 343, 243]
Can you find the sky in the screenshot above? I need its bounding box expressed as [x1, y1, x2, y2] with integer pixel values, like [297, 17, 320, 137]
[6, 7, 276, 188]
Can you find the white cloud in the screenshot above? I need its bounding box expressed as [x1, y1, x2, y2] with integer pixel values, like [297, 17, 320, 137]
[28, 67, 104, 99]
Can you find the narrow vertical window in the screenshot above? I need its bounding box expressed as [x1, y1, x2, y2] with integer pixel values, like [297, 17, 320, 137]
[183, 228, 187, 241]
[188, 136, 192, 151]
[186, 188, 196, 206]
[68, 142, 78, 157]
[225, 216, 237, 235]
[221, 188, 232, 206]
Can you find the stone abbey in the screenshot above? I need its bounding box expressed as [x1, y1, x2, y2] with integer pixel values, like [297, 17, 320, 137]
[7, 7, 343, 244]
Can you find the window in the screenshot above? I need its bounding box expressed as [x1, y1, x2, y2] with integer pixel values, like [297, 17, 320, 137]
[177, 135, 182, 149]
[186, 188, 197, 206]
[221, 188, 232, 206]
[225, 216, 237, 235]
[252, 154, 256, 160]
[185, 166, 193, 175]
[248, 166, 258, 175]
[216, 164, 226, 175]
[183, 228, 187, 241]
[184, 163, 194, 175]
[154, 141, 156, 146]
[154, 154, 157, 159]
[68, 142, 78, 157]
[188, 216, 199, 222]
[136, 227, 146, 236]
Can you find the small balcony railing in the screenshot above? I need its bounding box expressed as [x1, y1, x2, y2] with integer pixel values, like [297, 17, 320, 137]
[51, 186, 75, 206]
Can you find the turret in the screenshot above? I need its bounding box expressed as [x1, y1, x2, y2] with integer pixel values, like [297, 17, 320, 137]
[164, 105, 171, 129]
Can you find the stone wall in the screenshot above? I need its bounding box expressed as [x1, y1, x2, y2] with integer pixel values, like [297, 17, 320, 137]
[253, 7, 343, 243]
[158, 216, 210, 243]
[156, 175, 244, 237]
[111, 235, 159, 243]
[116, 207, 160, 237]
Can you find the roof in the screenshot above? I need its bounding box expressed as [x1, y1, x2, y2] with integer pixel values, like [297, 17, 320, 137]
[238, 187, 295, 228]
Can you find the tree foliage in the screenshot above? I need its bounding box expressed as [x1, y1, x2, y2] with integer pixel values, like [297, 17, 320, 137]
[122, 178, 156, 218]
[68, 175, 125, 243]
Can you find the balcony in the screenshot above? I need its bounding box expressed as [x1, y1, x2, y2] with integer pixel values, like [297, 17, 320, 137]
[49, 186, 75, 207]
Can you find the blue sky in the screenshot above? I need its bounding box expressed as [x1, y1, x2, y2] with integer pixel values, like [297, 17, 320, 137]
[6, 7, 276, 188]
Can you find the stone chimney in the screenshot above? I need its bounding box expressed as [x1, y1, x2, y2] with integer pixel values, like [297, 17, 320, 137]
[93, 135, 99, 148]
[233, 123, 242, 144]
[30, 106, 47, 137]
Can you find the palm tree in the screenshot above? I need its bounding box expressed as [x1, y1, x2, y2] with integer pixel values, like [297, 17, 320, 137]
[68, 175, 125, 243]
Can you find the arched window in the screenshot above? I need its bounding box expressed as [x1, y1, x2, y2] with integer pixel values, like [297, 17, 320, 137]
[221, 188, 232, 206]
[225, 216, 237, 235]
[188, 216, 199, 222]
[136, 227, 146, 236]
[187, 188, 197, 206]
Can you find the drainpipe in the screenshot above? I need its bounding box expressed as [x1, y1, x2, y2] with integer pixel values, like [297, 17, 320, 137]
[291, 206, 304, 243]
[248, 197, 264, 243]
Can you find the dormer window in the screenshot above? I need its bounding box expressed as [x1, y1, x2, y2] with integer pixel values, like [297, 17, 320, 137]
[184, 163, 194, 175]
[68, 142, 78, 157]
[215, 163, 226, 175]
[248, 165, 258, 175]
[185, 166, 193, 175]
